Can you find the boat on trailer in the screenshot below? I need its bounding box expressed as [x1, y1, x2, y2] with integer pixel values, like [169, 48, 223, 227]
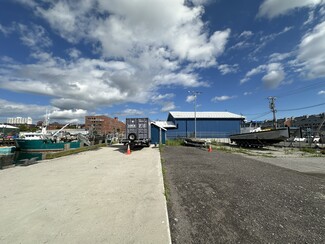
[229, 127, 290, 147]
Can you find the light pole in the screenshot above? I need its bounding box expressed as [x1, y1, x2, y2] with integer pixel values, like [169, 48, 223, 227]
[188, 91, 201, 138]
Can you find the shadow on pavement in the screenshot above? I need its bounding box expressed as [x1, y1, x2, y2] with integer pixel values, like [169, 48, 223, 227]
[109, 144, 146, 154]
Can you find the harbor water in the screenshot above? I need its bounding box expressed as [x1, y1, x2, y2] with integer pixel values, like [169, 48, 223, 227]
[0, 151, 43, 169]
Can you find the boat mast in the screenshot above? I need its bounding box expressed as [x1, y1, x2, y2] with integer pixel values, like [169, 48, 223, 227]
[42, 110, 50, 134]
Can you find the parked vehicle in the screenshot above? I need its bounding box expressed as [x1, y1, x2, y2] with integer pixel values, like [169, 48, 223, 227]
[122, 118, 151, 148]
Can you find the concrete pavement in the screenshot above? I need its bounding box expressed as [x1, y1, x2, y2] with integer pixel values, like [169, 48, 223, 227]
[248, 156, 325, 175]
[0, 145, 171, 244]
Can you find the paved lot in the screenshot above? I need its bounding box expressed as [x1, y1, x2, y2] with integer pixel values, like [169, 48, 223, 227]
[244, 156, 325, 176]
[161, 146, 325, 243]
[230, 146, 325, 176]
[0, 145, 171, 244]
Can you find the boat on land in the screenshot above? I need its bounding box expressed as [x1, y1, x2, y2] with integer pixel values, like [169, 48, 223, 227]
[183, 138, 207, 147]
[230, 127, 290, 147]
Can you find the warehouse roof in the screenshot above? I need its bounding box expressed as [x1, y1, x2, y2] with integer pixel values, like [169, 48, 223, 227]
[169, 111, 245, 119]
[153, 121, 176, 129]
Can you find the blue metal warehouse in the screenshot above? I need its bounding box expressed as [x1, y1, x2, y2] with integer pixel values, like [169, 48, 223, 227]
[165, 111, 244, 139]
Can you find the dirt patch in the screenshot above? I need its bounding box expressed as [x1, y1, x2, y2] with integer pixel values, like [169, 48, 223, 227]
[161, 146, 325, 243]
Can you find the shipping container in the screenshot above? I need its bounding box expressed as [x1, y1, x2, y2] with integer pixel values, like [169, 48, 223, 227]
[122, 118, 151, 148]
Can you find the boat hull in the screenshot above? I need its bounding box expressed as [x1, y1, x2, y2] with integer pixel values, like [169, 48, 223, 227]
[230, 128, 289, 147]
[184, 138, 207, 147]
[15, 139, 80, 152]
[0, 146, 16, 155]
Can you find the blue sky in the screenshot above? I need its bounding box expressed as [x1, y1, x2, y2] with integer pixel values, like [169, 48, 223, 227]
[0, 0, 324, 124]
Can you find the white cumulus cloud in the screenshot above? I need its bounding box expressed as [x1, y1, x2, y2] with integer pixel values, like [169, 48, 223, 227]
[1, 0, 231, 117]
[211, 95, 236, 102]
[218, 64, 239, 75]
[262, 63, 285, 89]
[186, 95, 196, 103]
[241, 63, 285, 89]
[161, 102, 176, 112]
[258, 0, 324, 19]
[296, 20, 325, 79]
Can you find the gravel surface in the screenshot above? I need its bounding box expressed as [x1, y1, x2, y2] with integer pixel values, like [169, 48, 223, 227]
[161, 146, 325, 243]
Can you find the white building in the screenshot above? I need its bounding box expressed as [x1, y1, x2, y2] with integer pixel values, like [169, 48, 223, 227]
[7, 117, 33, 125]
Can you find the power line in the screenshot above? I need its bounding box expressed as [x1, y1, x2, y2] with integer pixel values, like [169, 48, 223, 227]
[278, 102, 325, 112]
[243, 111, 269, 116]
[276, 80, 325, 98]
[250, 111, 272, 120]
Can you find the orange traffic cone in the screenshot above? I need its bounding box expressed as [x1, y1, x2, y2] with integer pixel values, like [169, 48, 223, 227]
[208, 145, 212, 152]
[126, 144, 131, 155]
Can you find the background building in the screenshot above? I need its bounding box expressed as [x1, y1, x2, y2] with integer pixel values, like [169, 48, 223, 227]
[164, 111, 244, 139]
[7, 117, 32, 125]
[85, 116, 125, 136]
[255, 113, 325, 135]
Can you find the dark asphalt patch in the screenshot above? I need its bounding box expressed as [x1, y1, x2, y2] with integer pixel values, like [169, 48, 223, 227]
[161, 146, 325, 243]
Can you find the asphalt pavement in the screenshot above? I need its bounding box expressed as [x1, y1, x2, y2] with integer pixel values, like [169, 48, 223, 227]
[161, 146, 325, 243]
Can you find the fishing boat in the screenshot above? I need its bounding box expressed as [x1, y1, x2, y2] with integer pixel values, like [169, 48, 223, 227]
[15, 115, 81, 152]
[229, 127, 290, 147]
[15, 136, 81, 152]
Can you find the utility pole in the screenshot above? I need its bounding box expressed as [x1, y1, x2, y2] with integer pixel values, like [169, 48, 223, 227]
[188, 91, 201, 138]
[268, 96, 277, 129]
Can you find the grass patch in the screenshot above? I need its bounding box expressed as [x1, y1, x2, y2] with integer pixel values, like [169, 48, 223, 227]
[259, 153, 276, 158]
[160, 157, 170, 201]
[300, 147, 317, 154]
[284, 148, 295, 155]
[165, 139, 184, 146]
[45, 143, 106, 159]
[215, 145, 233, 153]
[159, 144, 165, 153]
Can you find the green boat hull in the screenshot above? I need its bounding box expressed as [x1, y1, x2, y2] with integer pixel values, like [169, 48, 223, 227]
[15, 139, 80, 152]
[0, 146, 16, 155]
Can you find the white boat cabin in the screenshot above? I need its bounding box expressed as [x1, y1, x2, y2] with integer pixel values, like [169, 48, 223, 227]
[19, 132, 47, 140]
